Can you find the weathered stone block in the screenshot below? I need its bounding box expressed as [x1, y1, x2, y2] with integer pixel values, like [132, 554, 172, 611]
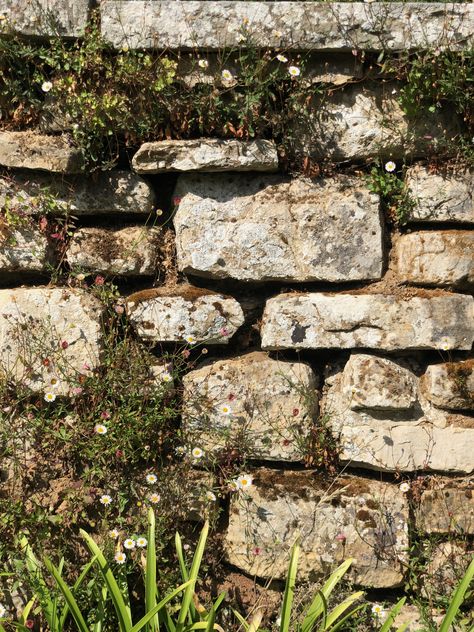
[173, 175, 383, 282]
[126, 286, 244, 344]
[0, 132, 84, 173]
[0, 288, 104, 395]
[420, 361, 474, 411]
[0, 225, 51, 272]
[101, 2, 473, 51]
[417, 484, 474, 534]
[67, 226, 163, 276]
[0, 170, 155, 215]
[225, 469, 409, 588]
[182, 352, 318, 461]
[0, 0, 90, 37]
[261, 292, 474, 351]
[405, 166, 473, 223]
[132, 139, 278, 174]
[395, 231, 474, 288]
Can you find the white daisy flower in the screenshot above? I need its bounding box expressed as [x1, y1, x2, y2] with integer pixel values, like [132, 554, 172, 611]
[384, 161, 396, 172]
[198, 59, 209, 69]
[184, 335, 196, 344]
[276, 54, 288, 63]
[149, 492, 161, 504]
[399, 482, 410, 493]
[114, 551, 126, 564]
[44, 391, 56, 403]
[137, 537, 147, 547]
[161, 372, 173, 383]
[221, 69, 233, 81]
[192, 447, 204, 459]
[146, 473, 158, 484]
[0, 604, 6, 618]
[219, 404, 232, 415]
[124, 538, 136, 550]
[99, 494, 112, 506]
[49, 376, 60, 388]
[440, 338, 450, 351]
[76, 273, 86, 281]
[41, 80, 53, 92]
[288, 66, 300, 77]
[94, 424, 107, 435]
[236, 474, 253, 490]
[205, 491, 217, 501]
[175, 446, 186, 456]
[371, 604, 386, 617]
[109, 528, 120, 539]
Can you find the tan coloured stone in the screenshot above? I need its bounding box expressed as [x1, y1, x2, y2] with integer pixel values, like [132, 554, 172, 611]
[0, 0, 90, 37]
[261, 292, 474, 351]
[132, 139, 278, 173]
[0, 225, 51, 272]
[423, 541, 474, 597]
[395, 231, 474, 288]
[182, 352, 318, 461]
[225, 469, 409, 587]
[0, 288, 104, 395]
[173, 175, 383, 282]
[67, 226, 163, 276]
[126, 286, 244, 345]
[406, 166, 473, 223]
[417, 484, 474, 534]
[420, 360, 474, 411]
[0, 131, 84, 173]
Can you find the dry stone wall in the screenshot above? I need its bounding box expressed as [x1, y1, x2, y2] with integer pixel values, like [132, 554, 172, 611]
[0, 0, 473, 606]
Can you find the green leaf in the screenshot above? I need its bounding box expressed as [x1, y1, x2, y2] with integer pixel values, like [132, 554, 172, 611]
[59, 555, 98, 630]
[232, 608, 249, 631]
[130, 581, 193, 632]
[176, 521, 209, 632]
[280, 540, 299, 632]
[379, 598, 406, 632]
[324, 591, 364, 630]
[439, 557, 474, 632]
[146, 508, 159, 632]
[44, 558, 90, 632]
[20, 536, 55, 629]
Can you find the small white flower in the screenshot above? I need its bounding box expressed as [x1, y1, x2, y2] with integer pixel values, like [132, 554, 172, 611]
[121, 45, 129, 53]
[184, 335, 196, 344]
[198, 59, 209, 69]
[149, 492, 161, 504]
[0, 604, 6, 618]
[94, 424, 107, 435]
[114, 551, 126, 564]
[175, 446, 186, 456]
[275, 616, 281, 627]
[221, 69, 233, 82]
[236, 474, 253, 490]
[219, 404, 232, 415]
[99, 494, 112, 506]
[385, 161, 396, 172]
[161, 372, 173, 383]
[228, 480, 239, 492]
[109, 528, 120, 539]
[76, 273, 86, 281]
[288, 66, 300, 77]
[44, 391, 56, 403]
[137, 537, 148, 548]
[205, 491, 217, 502]
[192, 447, 204, 459]
[399, 482, 410, 493]
[276, 54, 288, 63]
[41, 80, 53, 93]
[146, 473, 158, 484]
[440, 338, 450, 351]
[371, 604, 386, 617]
[124, 538, 136, 550]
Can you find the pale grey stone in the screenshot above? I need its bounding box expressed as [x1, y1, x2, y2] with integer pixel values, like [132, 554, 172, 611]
[405, 166, 473, 223]
[0, 0, 90, 37]
[417, 483, 474, 534]
[395, 231, 474, 288]
[0, 225, 51, 272]
[173, 175, 382, 282]
[0, 131, 84, 173]
[132, 139, 278, 174]
[126, 286, 244, 344]
[101, 2, 473, 51]
[261, 292, 474, 351]
[182, 352, 318, 462]
[224, 469, 409, 588]
[420, 361, 474, 411]
[0, 288, 104, 395]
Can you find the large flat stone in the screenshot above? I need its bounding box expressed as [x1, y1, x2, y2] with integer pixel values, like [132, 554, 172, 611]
[416, 483, 474, 534]
[225, 469, 409, 588]
[126, 286, 244, 344]
[132, 139, 278, 174]
[182, 352, 318, 461]
[0, 0, 90, 37]
[420, 360, 474, 411]
[0, 132, 84, 173]
[261, 292, 474, 351]
[0, 225, 51, 272]
[0, 288, 104, 395]
[405, 166, 473, 223]
[395, 231, 474, 288]
[0, 170, 155, 215]
[173, 175, 383, 282]
[101, 2, 473, 50]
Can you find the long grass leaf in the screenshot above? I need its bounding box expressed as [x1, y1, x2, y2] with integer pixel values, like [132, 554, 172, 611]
[146, 508, 159, 632]
[326, 605, 365, 632]
[130, 581, 192, 632]
[280, 540, 299, 632]
[176, 522, 209, 632]
[379, 598, 406, 632]
[232, 608, 249, 631]
[324, 591, 364, 629]
[59, 555, 98, 630]
[439, 557, 474, 632]
[205, 606, 215, 632]
[44, 558, 90, 632]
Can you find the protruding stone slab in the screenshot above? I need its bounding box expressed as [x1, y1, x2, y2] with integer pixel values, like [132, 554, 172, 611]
[0, 225, 51, 272]
[67, 226, 163, 276]
[395, 231, 474, 288]
[0, 132, 84, 173]
[405, 166, 473, 223]
[173, 175, 383, 282]
[0, 0, 91, 37]
[0, 171, 155, 215]
[182, 352, 318, 461]
[225, 469, 409, 588]
[132, 139, 278, 174]
[126, 286, 244, 344]
[420, 361, 474, 411]
[0, 288, 104, 395]
[261, 292, 474, 351]
[101, 2, 473, 51]
[417, 483, 474, 534]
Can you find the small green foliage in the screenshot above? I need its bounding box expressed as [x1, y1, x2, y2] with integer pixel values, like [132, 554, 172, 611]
[366, 162, 415, 225]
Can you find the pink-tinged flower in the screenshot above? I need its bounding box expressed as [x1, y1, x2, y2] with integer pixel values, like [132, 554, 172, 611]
[50, 232, 61, 239]
[101, 410, 111, 420]
[25, 620, 34, 629]
[60, 341, 69, 349]
[252, 547, 262, 555]
[292, 408, 299, 416]
[181, 349, 191, 359]
[82, 362, 91, 371]
[115, 449, 124, 459]
[94, 275, 105, 286]
[71, 386, 83, 395]
[335, 532, 346, 543]
[219, 327, 229, 337]
[228, 393, 236, 401]
[172, 196, 182, 206]
[114, 304, 125, 315]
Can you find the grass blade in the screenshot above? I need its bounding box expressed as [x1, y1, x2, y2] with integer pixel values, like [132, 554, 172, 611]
[439, 557, 474, 632]
[204, 606, 215, 632]
[59, 554, 98, 630]
[325, 591, 364, 629]
[326, 605, 365, 632]
[146, 508, 159, 632]
[280, 540, 299, 632]
[44, 557, 91, 632]
[20, 536, 55, 629]
[176, 521, 209, 632]
[130, 580, 192, 632]
[379, 598, 406, 632]
[232, 608, 249, 631]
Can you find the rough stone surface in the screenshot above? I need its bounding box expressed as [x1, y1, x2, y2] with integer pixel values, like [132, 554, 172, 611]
[132, 139, 278, 174]
[405, 166, 473, 223]
[182, 352, 318, 461]
[395, 231, 474, 288]
[0, 0, 90, 37]
[225, 469, 409, 587]
[324, 354, 474, 473]
[261, 292, 474, 351]
[101, 2, 473, 51]
[0, 225, 51, 272]
[0, 132, 84, 173]
[417, 484, 474, 534]
[423, 541, 474, 598]
[67, 226, 163, 276]
[126, 286, 244, 345]
[420, 360, 474, 411]
[0, 288, 104, 395]
[173, 175, 383, 282]
[0, 170, 155, 216]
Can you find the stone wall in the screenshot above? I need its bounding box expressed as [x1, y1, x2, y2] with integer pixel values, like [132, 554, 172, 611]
[0, 0, 473, 612]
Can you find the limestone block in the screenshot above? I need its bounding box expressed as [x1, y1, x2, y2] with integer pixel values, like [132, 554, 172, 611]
[0, 288, 104, 394]
[225, 469, 409, 588]
[261, 292, 474, 351]
[395, 231, 474, 288]
[100, 2, 473, 51]
[417, 484, 474, 534]
[173, 175, 383, 282]
[420, 360, 474, 411]
[0, 170, 155, 216]
[0, 0, 90, 37]
[126, 286, 244, 344]
[67, 226, 163, 276]
[132, 139, 278, 174]
[182, 352, 318, 461]
[405, 166, 473, 223]
[0, 132, 84, 173]
[0, 225, 51, 272]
